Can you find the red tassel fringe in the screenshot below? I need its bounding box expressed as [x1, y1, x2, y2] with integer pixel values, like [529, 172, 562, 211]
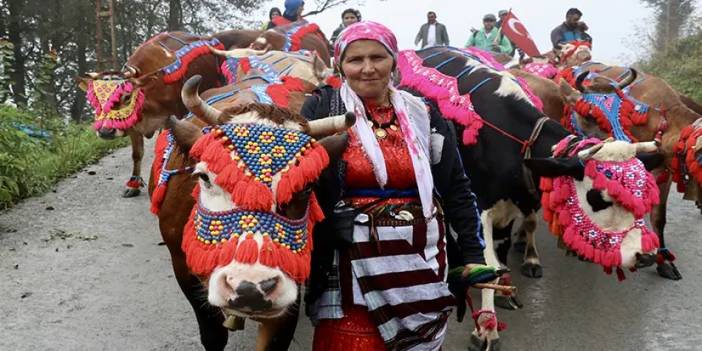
[181, 194, 324, 282]
[266, 76, 307, 109]
[672, 124, 702, 193]
[289, 24, 321, 52]
[276, 143, 330, 205]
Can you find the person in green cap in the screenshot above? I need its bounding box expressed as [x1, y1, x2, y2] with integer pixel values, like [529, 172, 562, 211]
[465, 13, 513, 56]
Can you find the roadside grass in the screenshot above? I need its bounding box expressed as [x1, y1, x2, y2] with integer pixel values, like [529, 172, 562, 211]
[0, 106, 128, 209]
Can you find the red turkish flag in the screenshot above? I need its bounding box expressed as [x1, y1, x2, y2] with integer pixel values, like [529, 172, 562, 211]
[500, 11, 541, 57]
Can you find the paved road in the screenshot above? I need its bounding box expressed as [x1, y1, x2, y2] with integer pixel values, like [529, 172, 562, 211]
[2, 144, 701, 351]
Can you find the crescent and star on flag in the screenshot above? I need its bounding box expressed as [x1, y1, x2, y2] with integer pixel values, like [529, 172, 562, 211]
[501, 9, 542, 57]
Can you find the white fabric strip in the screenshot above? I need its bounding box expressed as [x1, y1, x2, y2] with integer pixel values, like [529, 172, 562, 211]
[364, 282, 453, 309]
[339, 82, 435, 218]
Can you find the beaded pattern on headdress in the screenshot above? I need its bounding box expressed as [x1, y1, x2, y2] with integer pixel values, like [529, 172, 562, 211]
[87, 80, 145, 131]
[540, 138, 660, 278]
[193, 208, 308, 252]
[183, 123, 328, 281]
[189, 123, 329, 211]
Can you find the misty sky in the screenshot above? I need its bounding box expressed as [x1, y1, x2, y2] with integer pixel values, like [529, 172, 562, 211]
[258, 0, 676, 65]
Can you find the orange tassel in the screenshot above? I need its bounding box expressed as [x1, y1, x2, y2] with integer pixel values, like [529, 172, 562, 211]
[259, 236, 279, 268]
[217, 238, 239, 265]
[235, 234, 259, 264]
[150, 185, 167, 215]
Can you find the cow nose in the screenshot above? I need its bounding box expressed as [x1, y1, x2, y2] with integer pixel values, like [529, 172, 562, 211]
[98, 128, 117, 139]
[259, 276, 280, 295]
[227, 280, 272, 312]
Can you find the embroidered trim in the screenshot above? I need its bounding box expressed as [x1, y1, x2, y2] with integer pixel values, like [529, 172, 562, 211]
[161, 38, 224, 84]
[150, 130, 194, 215]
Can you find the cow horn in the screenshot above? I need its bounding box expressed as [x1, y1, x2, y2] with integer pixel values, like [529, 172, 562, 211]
[209, 46, 267, 58]
[166, 115, 203, 152]
[617, 68, 638, 90]
[634, 141, 658, 154]
[85, 72, 100, 79]
[577, 142, 606, 160]
[306, 112, 356, 138]
[123, 65, 138, 79]
[575, 70, 590, 93]
[181, 75, 224, 126]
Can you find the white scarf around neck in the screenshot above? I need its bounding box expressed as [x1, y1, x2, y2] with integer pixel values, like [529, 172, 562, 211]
[339, 82, 435, 218]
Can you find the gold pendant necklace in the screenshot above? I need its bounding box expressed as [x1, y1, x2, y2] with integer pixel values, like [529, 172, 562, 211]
[375, 128, 388, 139]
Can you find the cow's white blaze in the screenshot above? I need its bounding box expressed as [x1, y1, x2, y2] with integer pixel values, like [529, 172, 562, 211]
[193, 111, 307, 316]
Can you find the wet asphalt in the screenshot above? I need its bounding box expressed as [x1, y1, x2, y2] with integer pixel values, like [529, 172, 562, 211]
[1, 144, 700, 351]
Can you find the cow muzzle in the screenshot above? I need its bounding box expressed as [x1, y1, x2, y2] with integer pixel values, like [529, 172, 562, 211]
[226, 277, 279, 312]
[97, 127, 125, 139]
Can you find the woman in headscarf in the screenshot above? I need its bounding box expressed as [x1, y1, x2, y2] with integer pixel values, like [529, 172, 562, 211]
[262, 7, 282, 30]
[330, 8, 361, 46]
[302, 21, 492, 350]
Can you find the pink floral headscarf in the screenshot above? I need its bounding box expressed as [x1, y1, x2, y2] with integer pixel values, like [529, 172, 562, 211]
[333, 21, 398, 64]
[333, 21, 435, 219]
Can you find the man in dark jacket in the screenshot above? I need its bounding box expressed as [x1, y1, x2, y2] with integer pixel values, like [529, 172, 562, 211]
[550, 8, 592, 48]
[414, 11, 450, 48]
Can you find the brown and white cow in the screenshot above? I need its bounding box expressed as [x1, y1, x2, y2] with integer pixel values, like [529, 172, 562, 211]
[77, 30, 261, 197]
[151, 74, 353, 350]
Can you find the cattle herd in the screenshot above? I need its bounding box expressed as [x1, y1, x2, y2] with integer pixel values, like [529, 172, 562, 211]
[77, 20, 702, 351]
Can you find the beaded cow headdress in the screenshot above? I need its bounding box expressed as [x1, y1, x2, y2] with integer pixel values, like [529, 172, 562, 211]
[182, 122, 329, 282]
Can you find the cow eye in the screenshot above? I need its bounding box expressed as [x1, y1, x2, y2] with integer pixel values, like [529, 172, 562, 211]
[586, 189, 612, 212]
[193, 171, 212, 188]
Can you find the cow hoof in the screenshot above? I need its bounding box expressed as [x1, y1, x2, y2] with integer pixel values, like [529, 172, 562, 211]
[521, 262, 543, 278]
[657, 263, 682, 280]
[468, 334, 485, 351]
[122, 188, 141, 198]
[495, 295, 523, 310]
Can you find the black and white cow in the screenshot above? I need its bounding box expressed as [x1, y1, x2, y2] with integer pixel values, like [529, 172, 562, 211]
[398, 47, 662, 351]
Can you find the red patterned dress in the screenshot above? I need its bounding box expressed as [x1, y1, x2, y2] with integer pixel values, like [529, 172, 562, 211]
[312, 103, 450, 350]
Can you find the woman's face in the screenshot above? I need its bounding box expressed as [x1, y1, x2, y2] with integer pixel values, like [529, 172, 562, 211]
[343, 13, 358, 26]
[340, 40, 394, 103]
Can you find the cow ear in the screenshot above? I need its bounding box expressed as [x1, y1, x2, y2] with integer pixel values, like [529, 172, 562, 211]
[524, 157, 585, 180]
[76, 76, 91, 92]
[636, 152, 665, 171]
[559, 80, 580, 106]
